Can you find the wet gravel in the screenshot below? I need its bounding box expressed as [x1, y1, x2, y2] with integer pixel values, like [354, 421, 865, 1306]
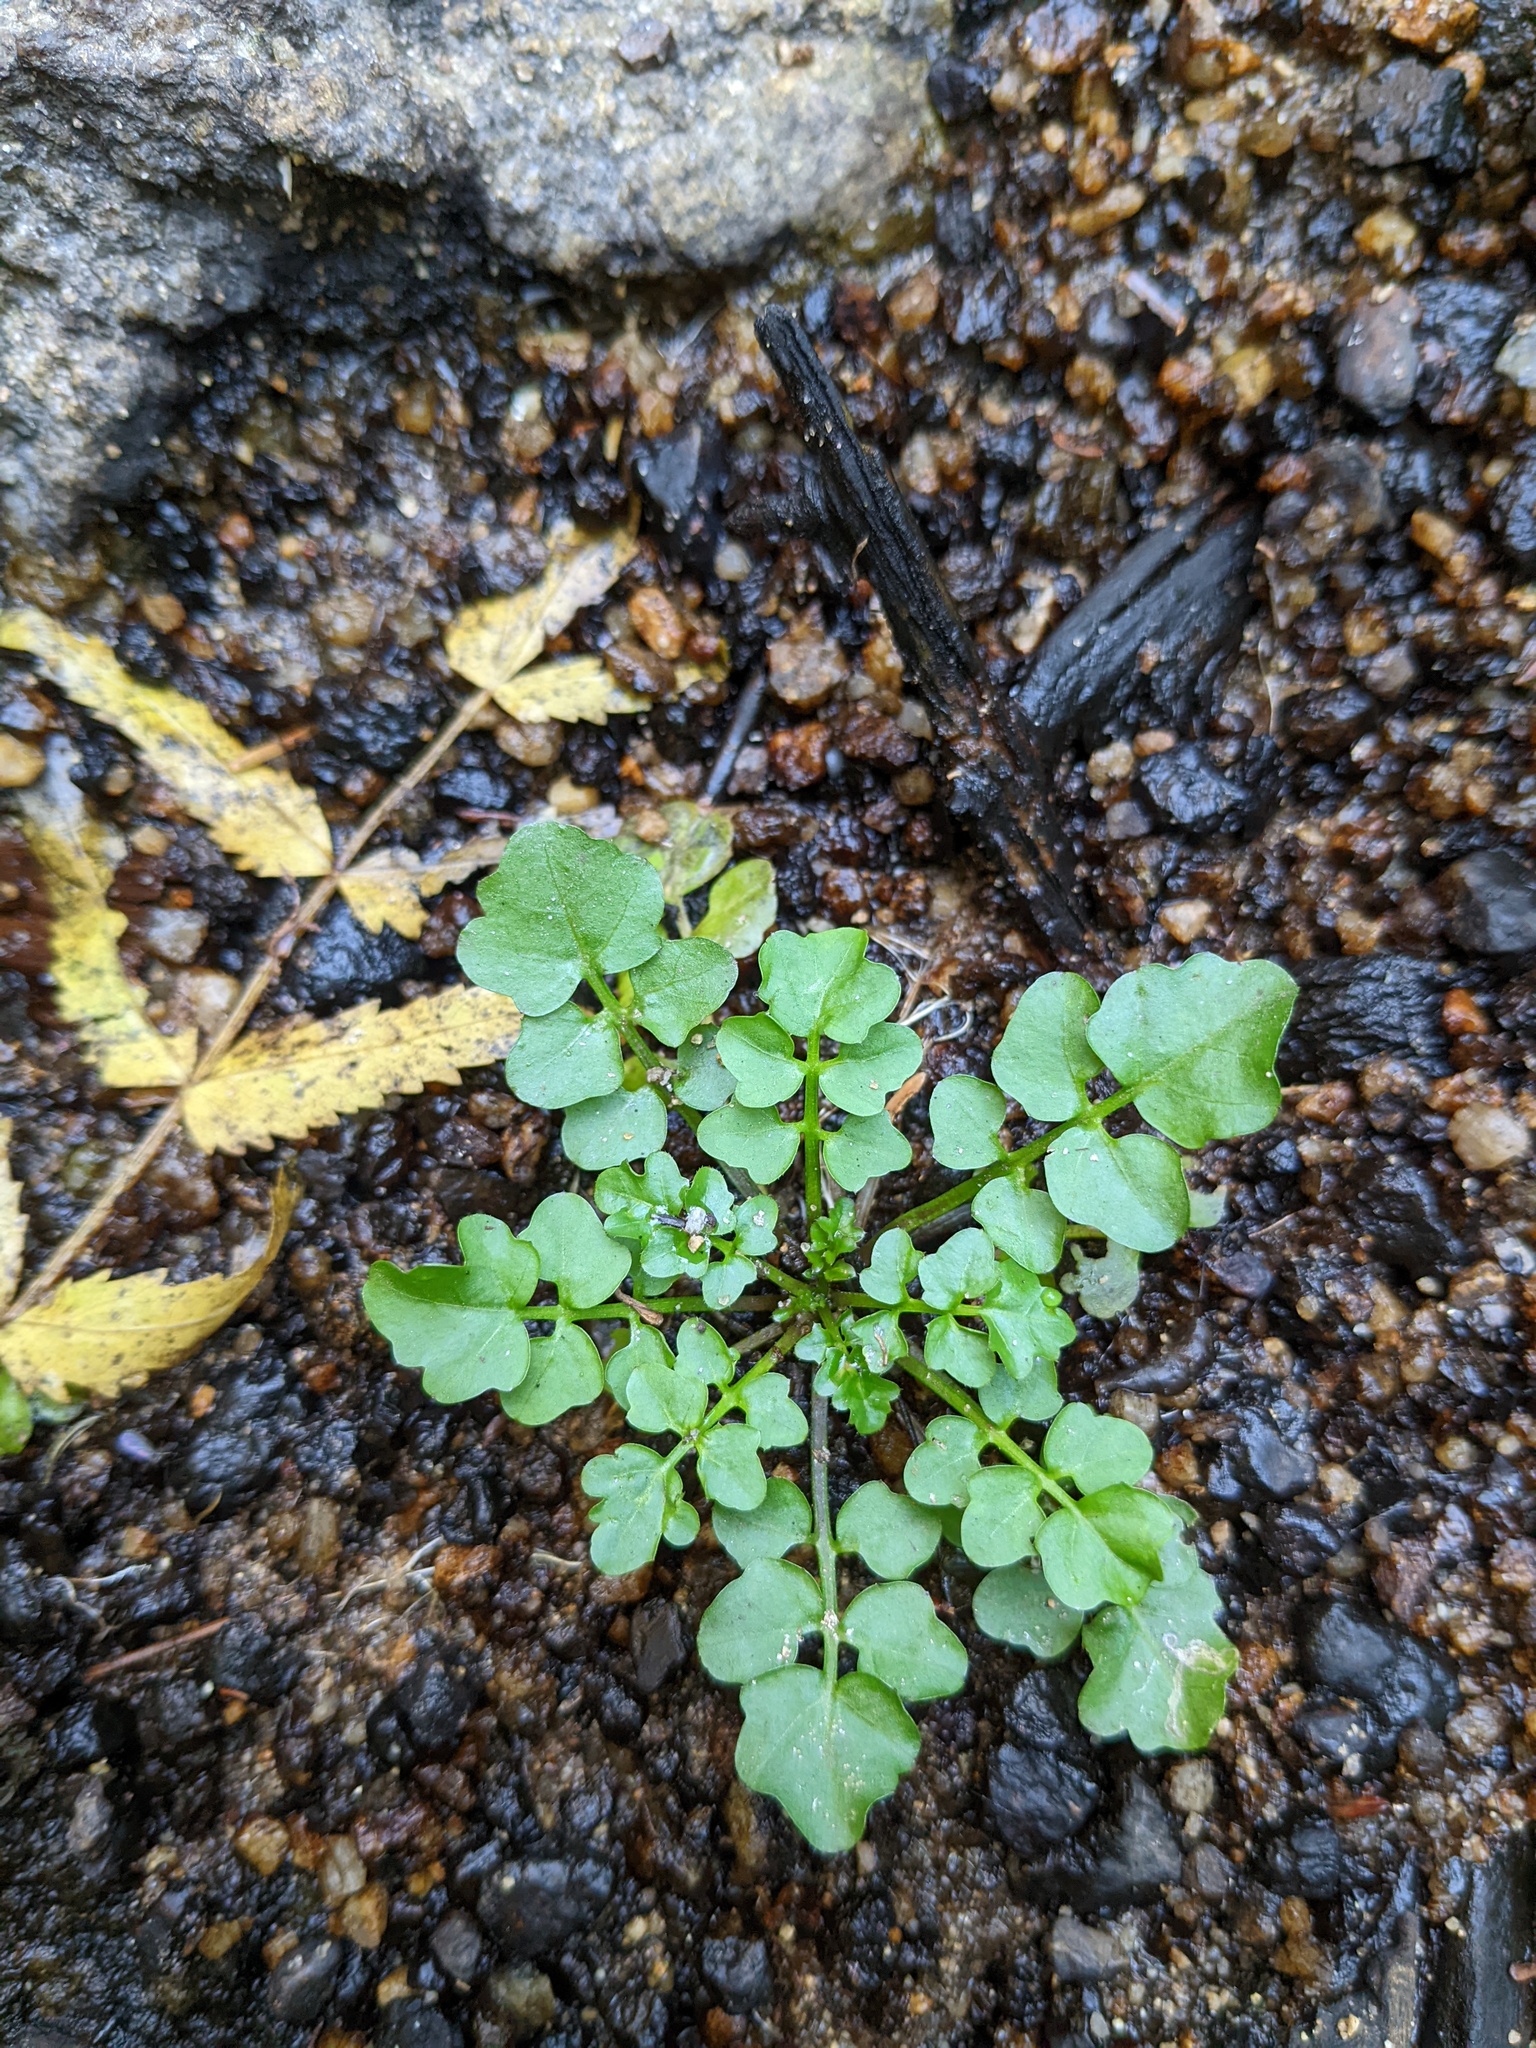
[3, 0, 1536, 2041]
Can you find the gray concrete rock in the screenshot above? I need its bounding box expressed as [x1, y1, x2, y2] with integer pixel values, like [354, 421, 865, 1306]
[1, 0, 945, 540]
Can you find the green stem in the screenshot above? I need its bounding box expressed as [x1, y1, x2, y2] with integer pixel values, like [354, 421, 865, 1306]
[884, 1086, 1139, 1238]
[585, 969, 662, 1072]
[809, 1389, 839, 1685]
[755, 1260, 820, 1309]
[802, 1026, 824, 1227]
[899, 1353, 1073, 1509]
[702, 1319, 808, 1430]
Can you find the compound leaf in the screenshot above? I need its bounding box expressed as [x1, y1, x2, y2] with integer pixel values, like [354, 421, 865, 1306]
[1078, 1534, 1238, 1751]
[1044, 1127, 1190, 1255]
[991, 972, 1102, 1120]
[525, 1190, 630, 1308]
[972, 1178, 1068, 1275]
[716, 1015, 804, 1108]
[713, 1476, 812, 1565]
[1042, 1404, 1153, 1494]
[1036, 1485, 1183, 1611]
[928, 1075, 1007, 1169]
[697, 1103, 801, 1184]
[630, 937, 736, 1046]
[837, 1481, 944, 1580]
[584, 1443, 672, 1574]
[973, 1561, 1085, 1659]
[824, 1110, 911, 1193]
[735, 1665, 919, 1853]
[861, 1227, 918, 1305]
[821, 1024, 922, 1117]
[560, 1082, 669, 1168]
[1086, 954, 1296, 1148]
[363, 1213, 537, 1403]
[844, 1581, 967, 1701]
[740, 1372, 808, 1449]
[903, 1415, 984, 1509]
[698, 1557, 823, 1684]
[758, 928, 898, 1044]
[504, 1002, 623, 1109]
[698, 1424, 767, 1511]
[460, 819, 663, 1017]
[958, 1465, 1045, 1569]
[501, 1320, 603, 1425]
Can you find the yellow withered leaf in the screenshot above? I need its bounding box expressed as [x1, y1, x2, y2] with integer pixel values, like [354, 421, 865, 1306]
[337, 832, 509, 941]
[16, 743, 197, 1089]
[0, 1177, 296, 1402]
[0, 607, 333, 880]
[484, 655, 645, 725]
[443, 526, 637, 699]
[182, 984, 523, 1154]
[0, 1121, 26, 1316]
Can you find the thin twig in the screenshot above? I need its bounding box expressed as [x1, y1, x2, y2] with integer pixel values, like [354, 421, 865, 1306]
[702, 669, 766, 803]
[6, 683, 497, 1318]
[82, 1616, 228, 1683]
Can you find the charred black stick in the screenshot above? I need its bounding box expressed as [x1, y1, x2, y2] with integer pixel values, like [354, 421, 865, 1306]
[753, 305, 1088, 957]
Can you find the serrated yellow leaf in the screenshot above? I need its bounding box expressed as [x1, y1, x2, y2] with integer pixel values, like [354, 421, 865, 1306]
[182, 984, 523, 1154]
[0, 607, 333, 880]
[0, 1121, 26, 1316]
[481, 655, 646, 724]
[443, 526, 637, 698]
[336, 833, 510, 940]
[16, 742, 197, 1088]
[0, 1177, 296, 1401]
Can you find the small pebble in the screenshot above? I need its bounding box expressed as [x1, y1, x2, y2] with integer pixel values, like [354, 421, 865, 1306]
[0, 735, 44, 787]
[1159, 899, 1213, 943]
[1448, 1104, 1530, 1170]
[1166, 1757, 1217, 1815]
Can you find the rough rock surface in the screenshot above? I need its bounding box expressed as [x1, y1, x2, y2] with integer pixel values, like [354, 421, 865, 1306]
[0, 0, 944, 540]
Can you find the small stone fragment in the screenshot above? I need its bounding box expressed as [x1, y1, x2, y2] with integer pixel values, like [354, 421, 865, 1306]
[1333, 290, 1418, 422]
[1445, 850, 1536, 952]
[338, 1882, 389, 1949]
[767, 721, 829, 789]
[1449, 1104, 1530, 1170]
[0, 735, 44, 787]
[767, 614, 849, 709]
[1019, 0, 1109, 73]
[1159, 899, 1213, 943]
[617, 20, 675, 70]
[1049, 1913, 1129, 1982]
[235, 1814, 290, 1877]
[1353, 59, 1470, 166]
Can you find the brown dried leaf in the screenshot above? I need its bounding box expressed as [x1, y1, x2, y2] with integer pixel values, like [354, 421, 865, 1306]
[16, 741, 197, 1088]
[337, 833, 510, 940]
[0, 1177, 296, 1401]
[182, 985, 523, 1154]
[442, 526, 637, 702]
[0, 608, 333, 879]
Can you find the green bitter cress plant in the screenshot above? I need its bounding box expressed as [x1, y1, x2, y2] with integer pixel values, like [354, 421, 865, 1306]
[364, 822, 1297, 1853]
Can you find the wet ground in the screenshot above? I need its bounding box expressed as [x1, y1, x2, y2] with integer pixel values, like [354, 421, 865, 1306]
[4, 1, 1536, 2042]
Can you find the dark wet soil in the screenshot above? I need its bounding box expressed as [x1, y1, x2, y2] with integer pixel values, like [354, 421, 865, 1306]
[4, 2, 1536, 2042]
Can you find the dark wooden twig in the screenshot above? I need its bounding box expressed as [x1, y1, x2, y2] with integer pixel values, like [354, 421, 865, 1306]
[754, 305, 1087, 956]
